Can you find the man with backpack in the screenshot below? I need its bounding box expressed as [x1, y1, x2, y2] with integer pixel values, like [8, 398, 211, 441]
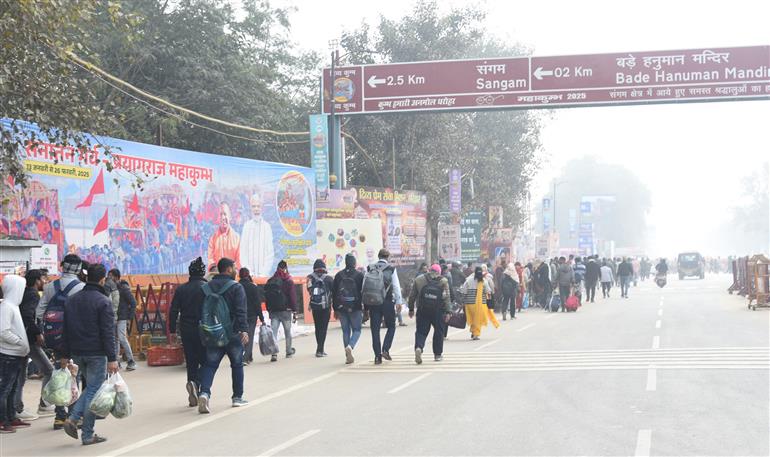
[60, 263, 118, 446]
[332, 254, 364, 364]
[407, 264, 451, 363]
[169, 257, 208, 407]
[36, 254, 84, 430]
[265, 260, 298, 362]
[362, 249, 403, 365]
[108, 269, 137, 371]
[500, 263, 520, 320]
[197, 258, 249, 414]
[238, 268, 265, 365]
[307, 260, 334, 358]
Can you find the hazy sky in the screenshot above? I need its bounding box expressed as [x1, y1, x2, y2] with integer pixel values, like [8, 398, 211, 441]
[276, 0, 769, 255]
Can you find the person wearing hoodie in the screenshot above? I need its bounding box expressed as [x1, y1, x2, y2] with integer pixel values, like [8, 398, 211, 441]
[332, 254, 364, 364]
[306, 259, 334, 357]
[169, 257, 208, 407]
[60, 263, 118, 446]
[265, 260, 298, 362]
[108, 269, 137, 371]
[0, 275, 31, 433]
[556, 257, 575, 312]
[36, 254, 85, 430]
[408, 264, 451, 363]
[14, 270, 52, 422]
[238, 267, 265, 365]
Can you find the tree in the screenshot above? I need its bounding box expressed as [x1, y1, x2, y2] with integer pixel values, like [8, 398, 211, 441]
[337, 1, 544, 245]
[729, 164, 769, 254]
[546, 156, 652, 250]
[0, 0, 129, 185]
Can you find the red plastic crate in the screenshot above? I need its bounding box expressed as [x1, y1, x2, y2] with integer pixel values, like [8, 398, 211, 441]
[147, 345, 185, 366]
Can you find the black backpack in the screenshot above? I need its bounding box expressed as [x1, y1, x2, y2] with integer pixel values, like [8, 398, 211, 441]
[419, 276, 444, 311]
[264, 276, 287, 311]
[43, 280, 79, 351]
[336, 270, 360, 310]
[118, 281, 137, 317]
[501, 275, 518, 299]
[308, 274, 329, 310]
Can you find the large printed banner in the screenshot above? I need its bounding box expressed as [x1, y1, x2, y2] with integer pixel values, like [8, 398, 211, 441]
[316, 187, 427, 270]
[1, 119, 316, 276]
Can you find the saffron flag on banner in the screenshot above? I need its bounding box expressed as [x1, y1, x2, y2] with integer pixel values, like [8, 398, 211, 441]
[93, 209, 109, 235]
[76, 168, 105, 209]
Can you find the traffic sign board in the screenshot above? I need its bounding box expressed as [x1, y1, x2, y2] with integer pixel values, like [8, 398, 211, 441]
[322, 46, 770, 114]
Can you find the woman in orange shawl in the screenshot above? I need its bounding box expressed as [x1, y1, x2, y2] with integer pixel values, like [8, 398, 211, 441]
[459, 266, 499, 340]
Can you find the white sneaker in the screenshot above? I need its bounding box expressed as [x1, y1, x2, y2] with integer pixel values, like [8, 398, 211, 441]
[197, 394, 210, 414]
[345, 346, 354, 364]
[17, 410, 39, 421]
[37, 404, 55, 417]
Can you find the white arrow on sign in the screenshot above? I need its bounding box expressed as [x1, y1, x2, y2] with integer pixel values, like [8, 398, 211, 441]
[367, 75, 386, 88]
[533, 67, 554, 80]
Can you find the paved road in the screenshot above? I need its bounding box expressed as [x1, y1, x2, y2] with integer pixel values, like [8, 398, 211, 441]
[6, 274, 769, 456]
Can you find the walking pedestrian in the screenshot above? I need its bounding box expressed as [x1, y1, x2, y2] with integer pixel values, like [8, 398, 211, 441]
[108, 269, 137, 371]
[600, 261, 614, 298]
[169, 257, 208, 407]
[500, 263, 520, 320]
[36, 254, 85, 430]
[0, 275, 31, 434]
[362, 249, 403, 364]
[584, 256, 601, 303]
[407, 264, 451, 363]
[265, 260, 298, 362]
[556, 257, 575, 312]
[573, 257, 586, 304]
[459, 267, 497, 340]
[15, 269, 53, 422]
[332, 254, 365, 364]
[534, 260, 551, 309]
[197, 258, 249, 413]
[60, 263, 118, 445]
[514, 262, 527, 311]
[307, 259, 334, 358]
[618, 257, 633, 298]
[238, 268, 265, 364]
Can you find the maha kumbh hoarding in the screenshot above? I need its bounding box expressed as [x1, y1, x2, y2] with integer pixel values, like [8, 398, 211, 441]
[1, 119, 316, 277]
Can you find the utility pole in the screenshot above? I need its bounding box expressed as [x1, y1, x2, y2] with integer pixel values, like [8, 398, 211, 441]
[328, 46, 337, 188]
[392, 138, 396, 189]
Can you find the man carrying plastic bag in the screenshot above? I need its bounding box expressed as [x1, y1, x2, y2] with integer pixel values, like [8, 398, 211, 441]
[59, 264, 118, 446]
[89, 372, 132, 419]
[258, 323, 279, 356]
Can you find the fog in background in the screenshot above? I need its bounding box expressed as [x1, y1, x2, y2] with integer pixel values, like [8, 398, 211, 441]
[276, 0, 769, 256]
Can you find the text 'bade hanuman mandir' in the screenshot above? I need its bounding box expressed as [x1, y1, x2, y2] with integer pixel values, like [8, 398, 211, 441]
[619, 66, 770, 84]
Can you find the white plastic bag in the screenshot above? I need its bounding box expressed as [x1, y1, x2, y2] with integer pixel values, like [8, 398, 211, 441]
[89, 373, 118, 417]
[110, 373, 132, 419]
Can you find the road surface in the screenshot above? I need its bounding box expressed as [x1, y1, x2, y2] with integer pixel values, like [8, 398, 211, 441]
[6, 274, 769, 456]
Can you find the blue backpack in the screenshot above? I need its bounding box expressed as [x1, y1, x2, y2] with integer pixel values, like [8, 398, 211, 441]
[43, 280, 79, 351]
[199, 280, 237, 348]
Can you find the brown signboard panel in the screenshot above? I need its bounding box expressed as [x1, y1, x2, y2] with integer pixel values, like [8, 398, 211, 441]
[322, 46, 770, 114]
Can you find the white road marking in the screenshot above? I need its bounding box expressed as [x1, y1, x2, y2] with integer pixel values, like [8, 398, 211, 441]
[646, 368, 657, 391]
[635, 429, 652, 456]
[516, 323, 536, 332]
[258, 429, 321, 456]
[100, 371, 339, 457]
[387, 372, 432, 394]
[652, 336, 660, 349]
[474, 339, 501, 351]
[545, 313, 557, 319]
[655, 320, 662, 329]
[658, 309, 663, 317]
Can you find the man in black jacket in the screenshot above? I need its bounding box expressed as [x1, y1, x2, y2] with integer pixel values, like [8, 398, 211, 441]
[617, 257, 634, 299]
[238, 267, 265, 364]
[169, 257, 207, 407]
[108, 269, 137, 371]
[197, 257, 249, 414]
[584, 256, 601, 303]
[60, 263, 118, 446]
[15, 269, 53, 420]
[332, 254, 364, 364]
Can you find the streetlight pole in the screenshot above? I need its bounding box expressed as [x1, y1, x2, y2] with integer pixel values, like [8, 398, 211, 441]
[327, 40, 339, 189]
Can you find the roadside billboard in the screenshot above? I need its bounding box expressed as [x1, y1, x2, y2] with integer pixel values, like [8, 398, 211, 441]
[2, 119, 316, 276]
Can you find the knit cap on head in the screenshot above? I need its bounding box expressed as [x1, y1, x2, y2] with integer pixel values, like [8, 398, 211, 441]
[188, 257, 206, 277]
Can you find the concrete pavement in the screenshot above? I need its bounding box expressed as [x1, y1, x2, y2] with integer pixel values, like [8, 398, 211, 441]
[4, 274, 768, 456]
